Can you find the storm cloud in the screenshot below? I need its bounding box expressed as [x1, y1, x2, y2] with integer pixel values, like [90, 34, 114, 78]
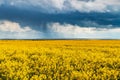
[0, 0, 120, 39]
[0, 0, 120, 13]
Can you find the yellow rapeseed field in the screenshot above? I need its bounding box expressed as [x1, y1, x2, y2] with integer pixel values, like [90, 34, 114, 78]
[0, 40, 120, 80]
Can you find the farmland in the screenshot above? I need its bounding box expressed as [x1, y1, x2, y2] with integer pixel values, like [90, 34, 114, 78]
[0, 40, 120, 80]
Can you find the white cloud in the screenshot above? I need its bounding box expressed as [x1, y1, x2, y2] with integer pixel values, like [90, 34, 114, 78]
[0, 21, 35, 33]
[0, 21, 41, 39]
[48, 23, 120, 39]
[0, 0, 120, 13]
[0, 21, 120, 39]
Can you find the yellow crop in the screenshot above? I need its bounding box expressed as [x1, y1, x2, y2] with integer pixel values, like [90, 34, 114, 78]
[0, 40, 120, 80]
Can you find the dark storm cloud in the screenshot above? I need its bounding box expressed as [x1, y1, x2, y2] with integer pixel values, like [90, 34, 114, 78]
[0, 0, 120, 13]
[0, 5, 120, 31]
[0, 0, 120, 39]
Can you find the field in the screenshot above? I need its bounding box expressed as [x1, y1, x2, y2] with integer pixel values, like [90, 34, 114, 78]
[0, 40, 120, 80]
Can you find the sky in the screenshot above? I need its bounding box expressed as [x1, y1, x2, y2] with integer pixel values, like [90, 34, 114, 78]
[0, 0, 120, 39]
